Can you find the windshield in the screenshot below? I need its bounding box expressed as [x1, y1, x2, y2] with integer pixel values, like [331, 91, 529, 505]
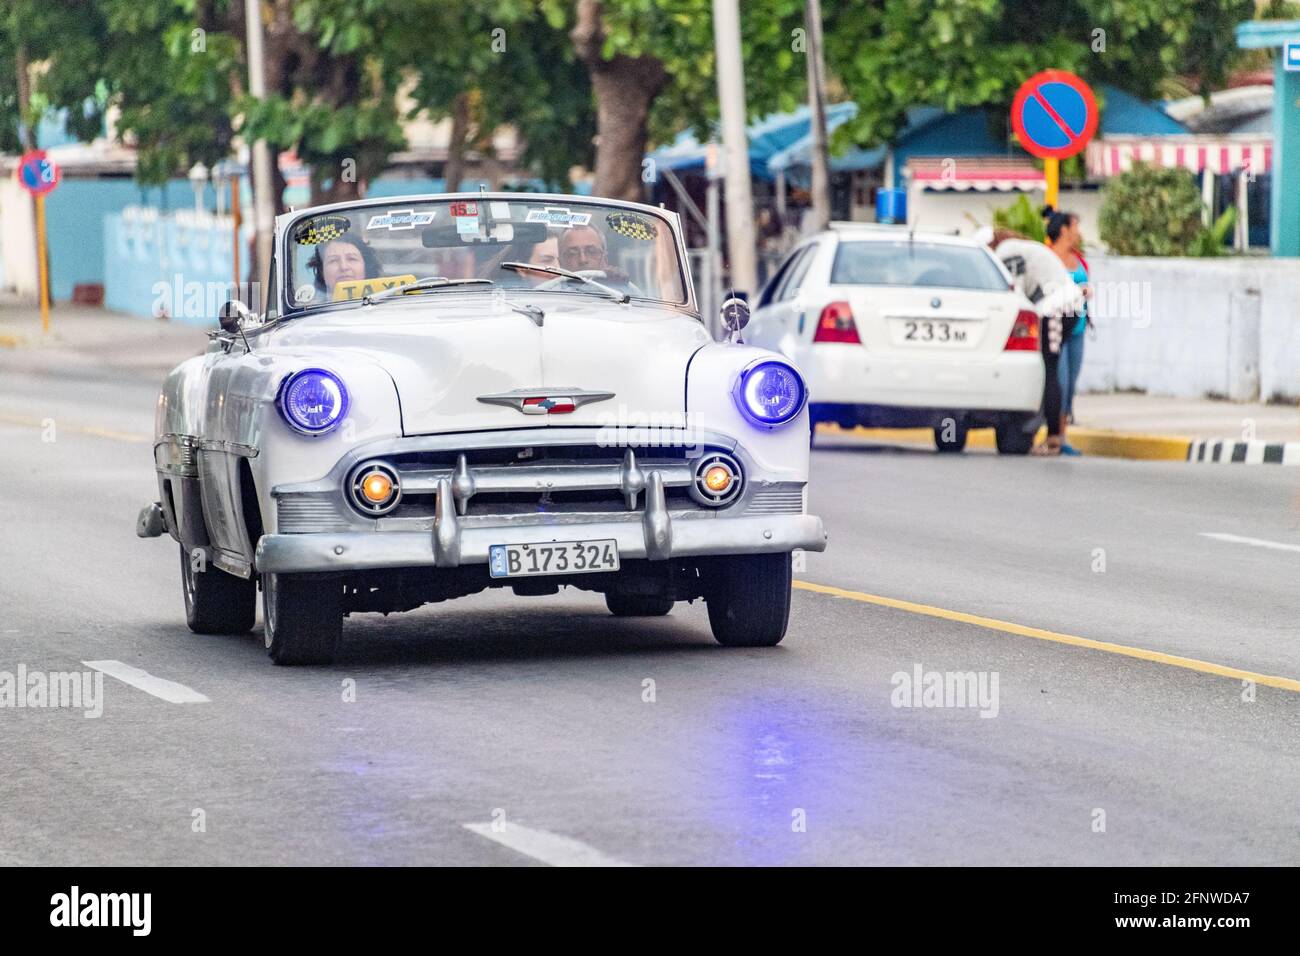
[284, 198, 688, 311]
[831, 240, 1009, 291]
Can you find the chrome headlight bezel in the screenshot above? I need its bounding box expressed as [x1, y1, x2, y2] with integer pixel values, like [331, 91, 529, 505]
[731, 358, 808, 428]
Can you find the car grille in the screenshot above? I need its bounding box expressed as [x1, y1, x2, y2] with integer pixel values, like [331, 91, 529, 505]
[274, 441, 798, 533]
[278, 495, 354, 533]
[744, 486, 804, 515]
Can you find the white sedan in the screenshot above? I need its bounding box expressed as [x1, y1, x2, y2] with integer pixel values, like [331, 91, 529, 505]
[747, 225, 1045, 454]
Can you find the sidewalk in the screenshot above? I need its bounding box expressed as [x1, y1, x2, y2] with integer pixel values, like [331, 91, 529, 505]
[1073, 393, 1300, 444]
[0, 303, 209, 379]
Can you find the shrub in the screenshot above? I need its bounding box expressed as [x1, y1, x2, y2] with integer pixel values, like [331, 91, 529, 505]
[1098, 162, 1207, 256]
[992, 194, 1045, 242]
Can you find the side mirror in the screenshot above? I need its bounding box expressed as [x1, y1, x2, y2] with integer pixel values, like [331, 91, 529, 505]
[720, 296, 750, 334]
[218, 299, 255, 334]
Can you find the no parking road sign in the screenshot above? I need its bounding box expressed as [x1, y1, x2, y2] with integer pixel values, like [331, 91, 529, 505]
[17, 149, 60, 196]
[16, 150, 59, 332]
[1010, 70, 1099, 161]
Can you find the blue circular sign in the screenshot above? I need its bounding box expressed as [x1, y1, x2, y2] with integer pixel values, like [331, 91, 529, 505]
[17, 151, 60, 195]
[1010, 71, 1099, 160]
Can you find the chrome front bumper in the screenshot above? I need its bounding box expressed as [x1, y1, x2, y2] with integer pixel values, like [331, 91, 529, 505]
[257, 426, 826, 575]
[256, 508, 827, 574]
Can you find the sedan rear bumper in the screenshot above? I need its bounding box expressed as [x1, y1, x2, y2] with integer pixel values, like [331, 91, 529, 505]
[255, 512, 828, 575]
[799, 346, 1044, 411]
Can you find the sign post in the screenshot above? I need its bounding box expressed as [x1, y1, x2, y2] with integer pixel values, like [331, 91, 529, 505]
[1010, 70, 1099, 212]
[17, 150, 60, 333]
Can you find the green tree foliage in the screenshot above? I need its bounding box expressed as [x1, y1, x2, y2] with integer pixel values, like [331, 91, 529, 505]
[237, 0, 406, 204]
[2, 0, 1260, 206]
[825, 0, 1256, 149]
[0, 0, 242, 183]
[385, 1, 595, 190]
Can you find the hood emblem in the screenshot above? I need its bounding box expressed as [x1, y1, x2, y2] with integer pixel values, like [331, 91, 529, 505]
[478, 388, 615, 415]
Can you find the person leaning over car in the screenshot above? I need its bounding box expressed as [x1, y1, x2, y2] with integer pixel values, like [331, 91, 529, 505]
[986, 227, 1085, 457]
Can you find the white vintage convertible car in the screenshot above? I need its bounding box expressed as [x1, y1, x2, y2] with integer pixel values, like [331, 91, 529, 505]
[137, 193, 827, 664]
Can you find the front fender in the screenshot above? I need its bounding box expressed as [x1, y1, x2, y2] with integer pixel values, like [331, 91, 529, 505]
[685, 343, 810, 482]
[202, 348, 403, 538]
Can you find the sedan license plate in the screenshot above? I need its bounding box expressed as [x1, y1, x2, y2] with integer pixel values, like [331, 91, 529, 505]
[488, 539, 620, 578]
[890, 318, 978, 347]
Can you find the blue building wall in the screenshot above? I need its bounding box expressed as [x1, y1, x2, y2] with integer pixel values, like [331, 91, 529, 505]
[104, 210, 252, 321]
[45, 177, 213, 300]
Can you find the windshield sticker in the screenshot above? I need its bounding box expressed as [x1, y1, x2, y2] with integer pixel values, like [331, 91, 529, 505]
[490, 201, 512, 219]
[606, 211, 658, 241]
[525, 206, 592, 228]
[294, 285, 316, 304]
[366, 209, 435, 231]
[448, 200, 480, 236]
[332, 274, 419, 302]
[292, 214, 351, 246]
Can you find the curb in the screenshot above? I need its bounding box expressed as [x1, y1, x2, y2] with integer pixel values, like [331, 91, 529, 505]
[819, 424, 1193, 461]
[1068, 428, 1190, 461]
[1188, 438, 1300, 465]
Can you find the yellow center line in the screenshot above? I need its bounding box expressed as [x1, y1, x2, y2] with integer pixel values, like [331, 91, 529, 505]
[0, 413, 151, 444]
[794, 579, 1300, 693]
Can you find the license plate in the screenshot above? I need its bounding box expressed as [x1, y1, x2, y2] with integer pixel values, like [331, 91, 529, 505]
[890, 318, 979, 347]
[488, 539, 620, 578]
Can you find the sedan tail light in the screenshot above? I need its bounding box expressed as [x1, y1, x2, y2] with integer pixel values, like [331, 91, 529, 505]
[813, 301, 861, 344]
[1004, 309, 1040, 351]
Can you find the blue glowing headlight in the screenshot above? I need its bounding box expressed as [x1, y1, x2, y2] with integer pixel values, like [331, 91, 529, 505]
[734, 360, 807, 427]
[277, 368, 348, 435]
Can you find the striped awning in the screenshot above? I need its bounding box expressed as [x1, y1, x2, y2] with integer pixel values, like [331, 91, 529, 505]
[1087, 135, 1272, 177]
[905, 157, 1045, 192]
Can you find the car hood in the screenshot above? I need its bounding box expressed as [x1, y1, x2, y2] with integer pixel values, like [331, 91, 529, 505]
[263, 296, 712, 435]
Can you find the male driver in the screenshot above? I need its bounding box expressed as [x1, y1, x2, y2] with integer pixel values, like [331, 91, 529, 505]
[558, 224, 613, 273]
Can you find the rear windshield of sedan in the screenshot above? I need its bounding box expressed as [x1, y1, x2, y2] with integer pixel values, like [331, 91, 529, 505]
[831, 240, 1008, 291]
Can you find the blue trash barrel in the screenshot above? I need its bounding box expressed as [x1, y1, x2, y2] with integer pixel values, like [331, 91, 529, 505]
[876, 188, 907, 224]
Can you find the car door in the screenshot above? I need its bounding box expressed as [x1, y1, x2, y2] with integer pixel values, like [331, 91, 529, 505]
[749, 242, 818, 350]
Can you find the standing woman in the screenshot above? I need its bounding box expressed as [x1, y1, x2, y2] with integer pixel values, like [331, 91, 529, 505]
[1042, 206, 1090, 455]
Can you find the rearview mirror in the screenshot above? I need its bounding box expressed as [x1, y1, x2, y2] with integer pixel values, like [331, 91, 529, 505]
[218, 299, 255, 334]
[720, 296, 750, 334]
[421, 220, 548, 248]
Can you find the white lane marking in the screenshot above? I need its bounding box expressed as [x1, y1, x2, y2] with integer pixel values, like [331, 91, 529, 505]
[83, 660, 210, 704]
[1199, 532, 1300, 554]
[463, 822, 636, 867]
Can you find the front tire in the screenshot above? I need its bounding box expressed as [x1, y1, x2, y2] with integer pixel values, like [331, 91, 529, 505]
[262, 572, 343, 665]
[180, 545, 256, 634]
[706, 553, 792, 647]
[606, 592, 674, 617]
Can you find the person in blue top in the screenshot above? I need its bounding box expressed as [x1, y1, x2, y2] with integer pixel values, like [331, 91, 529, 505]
[1042, 206, 1091, 456]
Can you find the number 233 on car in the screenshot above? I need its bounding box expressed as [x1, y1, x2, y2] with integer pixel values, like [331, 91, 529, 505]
[136, 193, 827, 664]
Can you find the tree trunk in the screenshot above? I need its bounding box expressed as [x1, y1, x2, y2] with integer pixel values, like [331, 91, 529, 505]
[444, 92, 471, 193]
[571, 0, 666, 201]
[15, 45, 35, 151]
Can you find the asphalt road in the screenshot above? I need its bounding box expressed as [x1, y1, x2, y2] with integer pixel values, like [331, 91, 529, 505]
[2, 357, 1298, 866]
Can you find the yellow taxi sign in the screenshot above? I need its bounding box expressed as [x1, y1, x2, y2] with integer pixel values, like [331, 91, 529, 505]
[332, 274, 419, 302]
